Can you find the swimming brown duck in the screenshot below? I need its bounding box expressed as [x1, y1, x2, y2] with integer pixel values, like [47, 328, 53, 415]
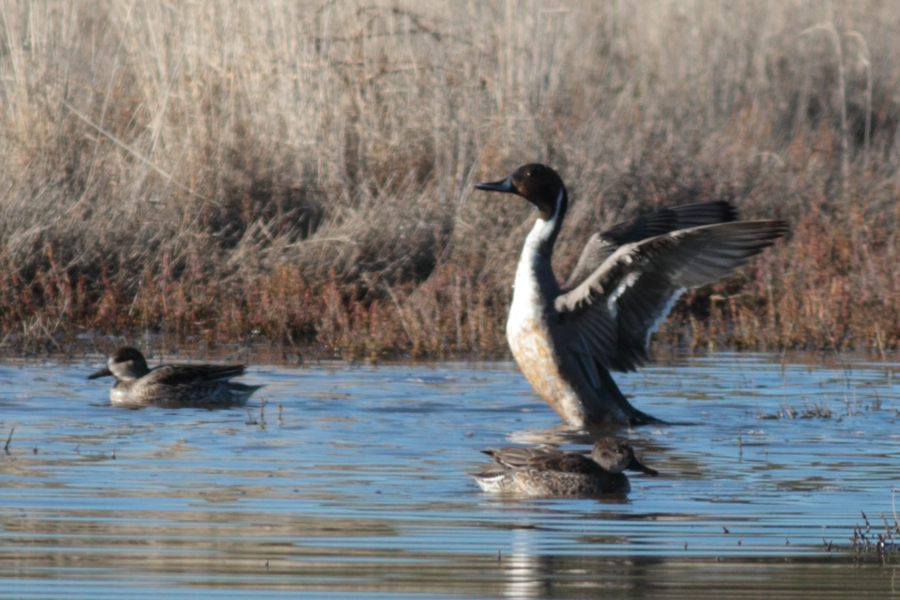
[88, 347, 262, 408]
[473, 437, 658, 496]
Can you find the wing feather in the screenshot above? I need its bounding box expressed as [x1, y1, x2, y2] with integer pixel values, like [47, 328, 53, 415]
[150, 364, 246, 386]
[554, 220, 788, 373]
[563, 201, 739, 290]
[483, 446, 599, 474]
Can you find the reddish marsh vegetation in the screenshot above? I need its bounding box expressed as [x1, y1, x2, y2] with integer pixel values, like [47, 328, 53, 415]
[0, 1, 898, 357]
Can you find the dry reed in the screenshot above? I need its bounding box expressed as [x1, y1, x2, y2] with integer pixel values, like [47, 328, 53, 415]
[1, 0, 899, 358]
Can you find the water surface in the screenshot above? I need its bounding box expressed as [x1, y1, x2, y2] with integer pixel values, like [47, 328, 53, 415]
[1, 351, 899, 598]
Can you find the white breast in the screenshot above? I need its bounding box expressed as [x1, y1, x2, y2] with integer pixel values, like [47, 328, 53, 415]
[505, 217, 586, 425]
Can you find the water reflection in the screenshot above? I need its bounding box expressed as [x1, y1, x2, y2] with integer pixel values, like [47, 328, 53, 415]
[0, 352, 899, 598]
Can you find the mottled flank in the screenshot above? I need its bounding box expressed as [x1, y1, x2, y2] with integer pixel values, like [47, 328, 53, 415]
[508, 316, 590, 425]
[473, 437, 658, 497]
[476, 164, 788, 426]
[87, 347, 262, 408]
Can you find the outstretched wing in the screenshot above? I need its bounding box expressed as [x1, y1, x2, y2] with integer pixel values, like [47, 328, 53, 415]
[563, 201, 739, 290]
[554, 220, 789, 374]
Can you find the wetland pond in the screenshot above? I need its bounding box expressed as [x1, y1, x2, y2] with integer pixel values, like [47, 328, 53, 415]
[1, 350, 899, 599]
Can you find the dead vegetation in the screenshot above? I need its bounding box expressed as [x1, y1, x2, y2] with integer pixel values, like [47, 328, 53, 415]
[1, 0, 899, 358]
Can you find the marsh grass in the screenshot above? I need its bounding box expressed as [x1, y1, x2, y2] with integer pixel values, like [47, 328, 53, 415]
[1, 0, 899, 357]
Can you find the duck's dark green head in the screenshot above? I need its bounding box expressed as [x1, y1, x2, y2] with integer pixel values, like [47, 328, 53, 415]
[475, 163, 566, 221]
[88, 346, 150, 381]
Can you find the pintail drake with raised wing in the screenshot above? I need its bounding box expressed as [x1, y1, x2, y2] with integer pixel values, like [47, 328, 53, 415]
[475, 163, 788, 426]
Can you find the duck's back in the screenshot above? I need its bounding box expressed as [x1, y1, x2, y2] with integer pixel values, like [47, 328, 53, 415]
[475, 466, 630, 496]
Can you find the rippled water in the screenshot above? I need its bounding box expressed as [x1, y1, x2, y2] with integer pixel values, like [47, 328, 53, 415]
[1, 351, 899, 599]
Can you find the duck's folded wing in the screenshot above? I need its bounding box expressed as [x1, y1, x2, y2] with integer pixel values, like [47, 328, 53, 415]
[563, 201, 740, 291]
[151, 364, 246, 385]
[482, 446, 561, 469]
[483, 446, 597, 473]
[555, 220, 789, 373]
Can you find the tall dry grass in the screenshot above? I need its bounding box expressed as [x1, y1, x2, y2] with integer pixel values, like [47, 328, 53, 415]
[1, 0, 899, 357]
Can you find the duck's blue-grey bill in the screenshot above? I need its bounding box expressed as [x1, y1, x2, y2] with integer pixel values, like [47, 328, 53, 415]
[628, 455, 659, 477]
[474, 176, 514, 193]
[87, 367, 113, 380]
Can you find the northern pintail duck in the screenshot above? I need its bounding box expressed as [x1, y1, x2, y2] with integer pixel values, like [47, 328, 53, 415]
[87, 347, 262, 408]
[476, 164, 788, 426]
[474, 437, 658, 496]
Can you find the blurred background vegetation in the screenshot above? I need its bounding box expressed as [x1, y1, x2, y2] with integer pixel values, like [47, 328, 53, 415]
[0, 0, 897, 358]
